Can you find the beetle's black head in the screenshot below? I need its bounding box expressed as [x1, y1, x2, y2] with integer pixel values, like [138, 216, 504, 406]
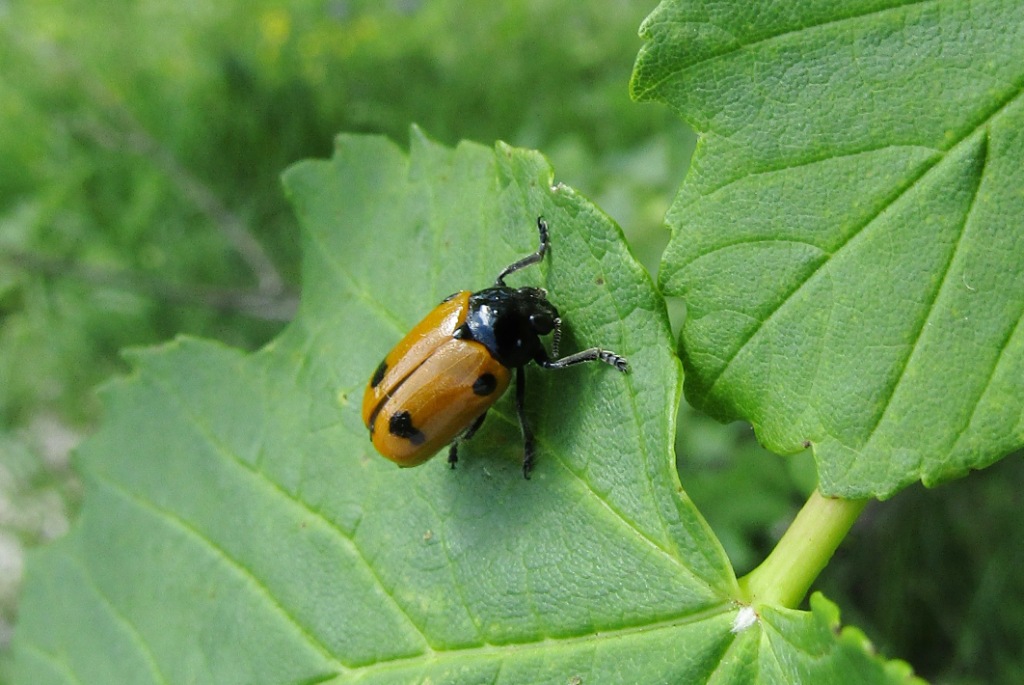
[458, 286, 559, 368]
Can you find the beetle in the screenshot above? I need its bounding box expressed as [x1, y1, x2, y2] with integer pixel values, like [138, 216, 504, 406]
[361, 217, 628, 479]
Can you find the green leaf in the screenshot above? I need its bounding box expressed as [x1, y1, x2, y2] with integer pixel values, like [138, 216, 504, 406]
[755, 594, 922, 685]
[633, 0, 1024, 498]
[9, 131, 917, 683]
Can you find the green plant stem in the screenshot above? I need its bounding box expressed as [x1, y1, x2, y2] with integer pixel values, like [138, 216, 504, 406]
[738, 489, 868, 609]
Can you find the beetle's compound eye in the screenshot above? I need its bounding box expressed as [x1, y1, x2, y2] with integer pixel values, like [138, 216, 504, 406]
[529, 312, 555, 335]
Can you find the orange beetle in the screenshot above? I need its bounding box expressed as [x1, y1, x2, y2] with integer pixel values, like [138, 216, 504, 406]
[362, 217, 628, 478]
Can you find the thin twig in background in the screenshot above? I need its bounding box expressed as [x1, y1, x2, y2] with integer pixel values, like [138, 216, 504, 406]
[11, 30, 288, 298]
[75, 116, 287, 298]
[2, 249, 298, 322]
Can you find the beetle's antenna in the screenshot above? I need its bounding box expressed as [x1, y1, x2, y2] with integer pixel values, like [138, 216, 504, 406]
[551, 317, 563, 359]
[495, 217, 550, 286]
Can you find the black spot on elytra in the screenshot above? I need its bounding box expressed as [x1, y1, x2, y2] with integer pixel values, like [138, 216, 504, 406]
[472, 373, 498, 396]
[371, 359, 388, 388]
[389, 410, 426, 445]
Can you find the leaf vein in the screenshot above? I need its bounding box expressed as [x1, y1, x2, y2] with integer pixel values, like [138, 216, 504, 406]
[699, 151, 942, 402]
[66, 554, 170, 685]
[346, 604, 733, 679]
[303, 226, 408, 334]
[489, 403, 719, 599]
[92, 474, 348, 671]
[861, 132, 989, 452]
[11, 641, 83, 685]
[578, 230, 684, 560]
[678, 144, 943, 216]
[635, 0, 941, 103]
[416, 490, 487, 644]
[950, 307, 1024, 456]
[680, 238, 829, 276]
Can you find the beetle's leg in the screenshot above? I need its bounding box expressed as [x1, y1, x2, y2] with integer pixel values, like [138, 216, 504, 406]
[463, 411, 488, 442]
[537, 346, 629, 373]
[515, 368, 536, 479]
[494, 217, 550, 286]
[448, 411, 488, 470]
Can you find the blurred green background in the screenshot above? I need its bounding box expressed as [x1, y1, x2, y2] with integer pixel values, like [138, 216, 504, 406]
[0, 1, 1020, 683]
